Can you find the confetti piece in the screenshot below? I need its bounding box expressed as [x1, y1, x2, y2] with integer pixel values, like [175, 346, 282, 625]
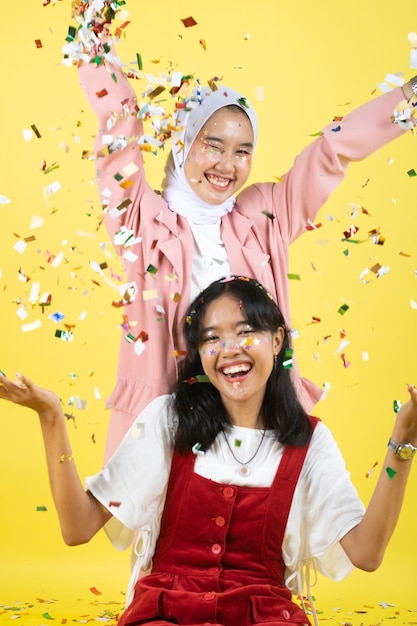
[386, 467, 397, 480]
[0, 194, 11, 204]
[337, 304, 349, 315]
[192, 442, 204, 455]
[320, 381, 331, 401]
[262, 210, 275, 220]
[287, 273, 301, 280]
[181, 16, 197, 27]
[393, 400, 402, 413]
[22, 320, 42, 333]
[365, 461, 378, 478]
[31, 124, 41, 138]
[282, 348, 293, 369]
[340, 353, 350, 368]
[407, 168, 417, 176]
[173, 349, 187, 357]
[36, 505, 48, 511]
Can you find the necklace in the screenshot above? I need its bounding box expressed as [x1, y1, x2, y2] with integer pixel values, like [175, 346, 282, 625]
[223, 429, 266, 477]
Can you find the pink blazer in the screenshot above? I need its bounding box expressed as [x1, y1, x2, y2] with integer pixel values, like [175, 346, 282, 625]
[78, 62, 405, 460]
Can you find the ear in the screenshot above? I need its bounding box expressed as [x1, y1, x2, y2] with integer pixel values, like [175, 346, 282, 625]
[272, 327, 285, 357]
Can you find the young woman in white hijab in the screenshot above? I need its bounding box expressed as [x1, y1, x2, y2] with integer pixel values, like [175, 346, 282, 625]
[67, 0, 417, 461]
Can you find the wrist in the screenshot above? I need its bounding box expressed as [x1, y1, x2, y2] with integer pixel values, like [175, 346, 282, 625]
[402, 76, 417, 101]
[387, 437, 417, 460]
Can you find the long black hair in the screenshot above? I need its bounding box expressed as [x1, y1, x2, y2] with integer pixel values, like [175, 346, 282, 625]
[174, 276, 313, 453]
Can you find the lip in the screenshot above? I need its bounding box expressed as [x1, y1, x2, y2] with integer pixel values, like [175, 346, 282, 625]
[205, 173, 232, 190]
[219, 361, 252, 383]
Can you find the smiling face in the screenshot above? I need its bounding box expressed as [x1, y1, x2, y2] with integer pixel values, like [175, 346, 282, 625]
[198, 294, 284, 425]
[184, 106, 254, 205]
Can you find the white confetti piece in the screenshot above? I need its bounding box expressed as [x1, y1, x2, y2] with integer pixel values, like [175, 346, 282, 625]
[22, 320, 42, 333]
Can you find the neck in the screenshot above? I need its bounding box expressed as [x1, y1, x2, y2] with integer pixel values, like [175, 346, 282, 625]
[225, 402, 264, 429]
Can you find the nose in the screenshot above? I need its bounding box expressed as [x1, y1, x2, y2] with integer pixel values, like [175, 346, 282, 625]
[214, 150, 235, 174]
[220, 336, 245, 355]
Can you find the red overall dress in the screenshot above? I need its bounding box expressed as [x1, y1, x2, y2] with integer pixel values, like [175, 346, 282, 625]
[119, 421, 318, 626]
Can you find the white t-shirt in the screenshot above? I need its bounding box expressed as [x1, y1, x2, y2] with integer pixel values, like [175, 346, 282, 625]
[188, 221, 231, 301]
[86, 394, 364, 604]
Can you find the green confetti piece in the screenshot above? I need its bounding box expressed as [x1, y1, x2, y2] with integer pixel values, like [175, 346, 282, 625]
[337, 304, 349, 315]
[114, 172, 123, 181]
[342, 249, 349, 257]
[386, 467, 397, 480]
[282, 348, 294, 369]
[146, 264, 158, 275]
[36, 505, 48, 512]
[41, 613, 54, 620]
[393, 399, 402, 413]
[261, 210, 275, 220]
[237, 97, 249, 109]
[65, 25, 77, 43]
[196, 374, 211, 383]
[136, 53, 143, 70]
[234, 439, 242, 448]
[407, 168, 417, 177]
[287, 273, 301, 280]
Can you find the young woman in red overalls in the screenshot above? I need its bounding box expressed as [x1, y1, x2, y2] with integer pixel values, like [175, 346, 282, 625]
[1, 276, 417, 626]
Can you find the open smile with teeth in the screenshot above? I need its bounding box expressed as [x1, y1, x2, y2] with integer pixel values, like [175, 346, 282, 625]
[221, 363, 252, 378]
[206, 174, 231, 188]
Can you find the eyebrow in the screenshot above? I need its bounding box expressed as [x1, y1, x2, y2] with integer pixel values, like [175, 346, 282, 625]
[202, 135, 254, 149]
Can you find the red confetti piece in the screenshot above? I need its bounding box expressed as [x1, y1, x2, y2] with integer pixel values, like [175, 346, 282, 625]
[35, 39, 43, 48]
[96, 88, 108, 98]
[181, 16, 197, 27]
[89, 586, 102, 595]
[340, 353, 350, 368]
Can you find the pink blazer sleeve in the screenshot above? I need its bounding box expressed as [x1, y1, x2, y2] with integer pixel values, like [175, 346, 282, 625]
[238, 87, 407, 244]
[78, 59, 159, 255]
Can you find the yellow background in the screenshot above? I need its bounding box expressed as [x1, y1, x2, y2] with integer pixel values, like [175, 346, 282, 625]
[1, 0, 417, 623]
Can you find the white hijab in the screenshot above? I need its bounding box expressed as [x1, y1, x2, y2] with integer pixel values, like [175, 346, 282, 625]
[161, 84, 258, 225]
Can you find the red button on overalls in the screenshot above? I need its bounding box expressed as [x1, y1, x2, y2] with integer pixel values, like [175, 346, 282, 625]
[211, 543, 222, 554]
[214, 516, 226, 527]
[203, 591, 216, 601]
[222, 486, 234, 498]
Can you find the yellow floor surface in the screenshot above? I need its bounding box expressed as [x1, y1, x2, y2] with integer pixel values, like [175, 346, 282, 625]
[2, 556, 416, 625]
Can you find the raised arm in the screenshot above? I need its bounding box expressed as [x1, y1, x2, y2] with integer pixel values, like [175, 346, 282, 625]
[67, 1, 157, 254]
[340, 384, 417, 570]
[0, 374, 111, 545]
[240, 81, 415, 246]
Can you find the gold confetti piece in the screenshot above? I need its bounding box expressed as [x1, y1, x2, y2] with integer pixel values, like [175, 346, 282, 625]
[142, 288, 158, 301]
[365, 461, 378, 478]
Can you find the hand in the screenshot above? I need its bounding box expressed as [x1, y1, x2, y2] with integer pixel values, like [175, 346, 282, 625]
[0, 373, 61, 418]
[393, 384, 417, 443]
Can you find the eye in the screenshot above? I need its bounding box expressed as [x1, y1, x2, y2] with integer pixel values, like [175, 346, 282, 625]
[202, 334, 220, 344]
[238, 326, 255, 335]
[202, 141, 222, 153]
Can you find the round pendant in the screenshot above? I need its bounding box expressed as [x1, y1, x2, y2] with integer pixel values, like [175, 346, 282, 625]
[238, 465, 250, 477]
